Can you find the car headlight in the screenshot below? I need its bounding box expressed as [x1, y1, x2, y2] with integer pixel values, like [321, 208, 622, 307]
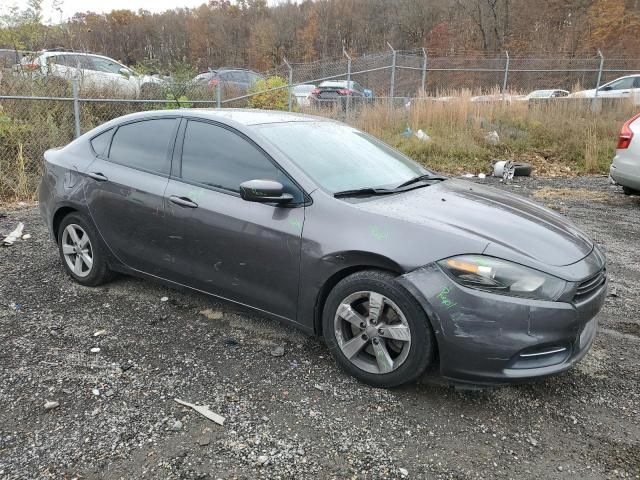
[438, 255, 566, 301]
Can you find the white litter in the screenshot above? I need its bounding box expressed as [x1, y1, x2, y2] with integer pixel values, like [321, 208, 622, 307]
[2, 223, 24, 246]
[90, 347, 101, 353]
[174, 398, 225, 426]
[484, 130, 500, 145]
[21, 234, 31, 240]
[160, 296, 169, 302]
[478, 173, 486, 179]
[414, 129, 431, 142]
[93, 329, 107, 337]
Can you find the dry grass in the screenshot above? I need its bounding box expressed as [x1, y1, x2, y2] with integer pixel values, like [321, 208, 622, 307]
[349, 91, 638, 176]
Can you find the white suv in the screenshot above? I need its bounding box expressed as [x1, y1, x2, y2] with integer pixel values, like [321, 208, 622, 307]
[24, 50, 164, 97]
[570, 74, 640, 103]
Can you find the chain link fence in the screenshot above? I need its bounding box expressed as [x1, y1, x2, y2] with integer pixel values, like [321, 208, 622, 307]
[1, 48, 640, 201]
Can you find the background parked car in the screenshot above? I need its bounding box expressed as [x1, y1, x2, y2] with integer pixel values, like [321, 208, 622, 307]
[310, 80, 368, 107]
[18, 50, 163, 96]
[291, 84, 316, 107]
[523, 89, 569, 99]
[610, 112, 640, 195]
[191, 68, 264, 96]
[570, 75, 640, 103]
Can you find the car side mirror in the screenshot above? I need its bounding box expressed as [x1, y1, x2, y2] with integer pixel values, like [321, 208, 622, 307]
[239, 179, 293, 204]
[119, 68, 131, 78]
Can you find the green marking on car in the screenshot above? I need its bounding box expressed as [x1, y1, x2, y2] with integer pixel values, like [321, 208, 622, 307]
[437, 286, 457, 309]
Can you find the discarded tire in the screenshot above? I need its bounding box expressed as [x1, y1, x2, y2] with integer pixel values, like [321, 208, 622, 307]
[513, 162, 532, 177]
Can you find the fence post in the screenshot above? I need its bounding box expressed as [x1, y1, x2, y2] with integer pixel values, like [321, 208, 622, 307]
[72, 77, 81, 138]
[421, 47, 428, 94]
[216, 82, 221, 108]
[594, 49, 604, 98]
[502, 51, 510, 101]
[387, 42, 396, 99]
[283, 57, 293, 112]
[343, 48, 352, 119]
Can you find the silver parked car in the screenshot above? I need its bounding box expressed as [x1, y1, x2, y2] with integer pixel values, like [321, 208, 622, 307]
[39, 109, 606, 388]
[610, 112, 640, 194]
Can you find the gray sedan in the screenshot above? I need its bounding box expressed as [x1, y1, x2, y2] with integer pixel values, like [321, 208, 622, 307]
[39, 109, 607, 387]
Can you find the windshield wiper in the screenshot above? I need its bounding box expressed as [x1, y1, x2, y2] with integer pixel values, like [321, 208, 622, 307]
[396, 174, 447, 189]
[333, 187, 399, 198]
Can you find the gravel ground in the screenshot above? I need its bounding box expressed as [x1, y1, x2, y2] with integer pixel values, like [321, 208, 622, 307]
[1, 175, 639, 480]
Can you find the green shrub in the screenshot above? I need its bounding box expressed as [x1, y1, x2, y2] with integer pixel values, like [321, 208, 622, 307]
[247, 76, 289, 110]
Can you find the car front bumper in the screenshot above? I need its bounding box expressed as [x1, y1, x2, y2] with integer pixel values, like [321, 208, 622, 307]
[398, 260, 606, 385]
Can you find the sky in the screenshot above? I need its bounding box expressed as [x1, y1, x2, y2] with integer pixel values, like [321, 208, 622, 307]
[2, 0, 291, 23]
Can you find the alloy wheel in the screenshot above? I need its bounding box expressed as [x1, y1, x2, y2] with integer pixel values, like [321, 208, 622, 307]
[333, 291, 412, 374]
[61, 224, 93, 278]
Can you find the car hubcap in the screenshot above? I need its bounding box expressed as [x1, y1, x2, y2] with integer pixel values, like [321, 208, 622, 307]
[61, 224, 93, 278]
[334, 291, 411, 374]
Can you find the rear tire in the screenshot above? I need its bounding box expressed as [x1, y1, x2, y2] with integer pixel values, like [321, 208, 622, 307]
[513, 162, 533, 176]
[322, 270, 435, 388]
[57, 212, 115, 287]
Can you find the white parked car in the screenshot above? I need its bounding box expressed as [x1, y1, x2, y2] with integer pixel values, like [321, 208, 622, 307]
[21, 50, 164, 97]
[291, 84, 316, 107]
[523, 89, 569, 100]
[610, 112, 640, 195]
[570, 75, 640, 103]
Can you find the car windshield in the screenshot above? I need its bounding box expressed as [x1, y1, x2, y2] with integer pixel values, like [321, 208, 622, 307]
[256, 122, 432, 193]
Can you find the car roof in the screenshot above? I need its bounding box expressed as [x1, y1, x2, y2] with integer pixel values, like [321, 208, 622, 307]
[185, 109, 331, 125]
[39, 51, 120, 62]
[97, 109, 334, 128]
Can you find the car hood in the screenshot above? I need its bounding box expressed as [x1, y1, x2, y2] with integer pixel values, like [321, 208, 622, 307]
[351, 179, 593, 267]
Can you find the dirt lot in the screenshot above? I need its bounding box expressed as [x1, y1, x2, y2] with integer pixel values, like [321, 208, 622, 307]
[0, 175, 639, 480]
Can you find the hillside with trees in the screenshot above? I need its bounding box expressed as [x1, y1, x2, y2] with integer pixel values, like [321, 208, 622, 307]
[1, 0, 640, 72]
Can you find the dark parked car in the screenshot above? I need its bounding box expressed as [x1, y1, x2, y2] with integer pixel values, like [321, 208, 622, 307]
[310, 80, 368, 107]
[191, 68, 264, 96]
[39, 110, 606, 388]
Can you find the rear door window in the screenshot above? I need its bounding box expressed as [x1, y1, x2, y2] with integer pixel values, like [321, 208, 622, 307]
[180, 120, 302, 202]
[108, 119, 177, 174]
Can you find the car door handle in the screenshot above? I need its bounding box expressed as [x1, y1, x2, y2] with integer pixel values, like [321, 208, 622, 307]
[169, 195, 198, 208]
[87, 172, 108, 182]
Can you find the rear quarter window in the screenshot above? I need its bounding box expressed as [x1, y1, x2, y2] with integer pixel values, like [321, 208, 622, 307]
[90, 128, 114, 156]
[108, 119, 177, 174]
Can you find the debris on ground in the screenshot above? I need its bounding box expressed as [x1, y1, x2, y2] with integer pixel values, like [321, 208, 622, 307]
[493, 160, 515, 180]
[90, 347, 100, 353]
[414, 129, 430, 142]
[21, 234, 31, 240]
[93, 329, 107, 337]
[170, 420, 183, 431]
[270, 345, 285, 357]
[2, 222, 24, 246]
[399, 467, 409, 477]
[44, 400, 59, 411]
[174, 398, 225, 426]
[200, 309, 223, 320]
[160, 296, 169, 302]
[484, 130, 500, 145]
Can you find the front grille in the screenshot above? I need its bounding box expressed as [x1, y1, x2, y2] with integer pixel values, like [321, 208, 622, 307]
[574, 268, 606, 301]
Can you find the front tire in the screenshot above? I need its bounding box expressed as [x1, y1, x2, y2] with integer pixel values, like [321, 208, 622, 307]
[622, 186, 639, 195]
[57, 213, 114, 287]
[322, 271, 435, 388]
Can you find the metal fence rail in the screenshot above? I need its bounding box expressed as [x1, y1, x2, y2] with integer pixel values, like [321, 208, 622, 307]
[2, 48, 640, 201]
